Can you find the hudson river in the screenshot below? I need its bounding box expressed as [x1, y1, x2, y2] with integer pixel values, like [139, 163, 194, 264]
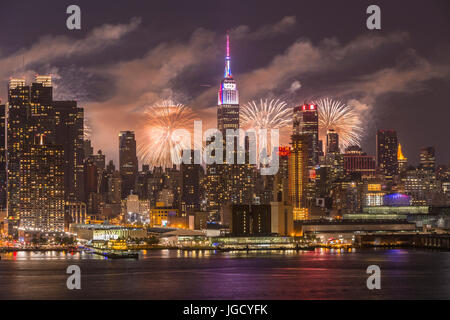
[0, 249, 449, 299]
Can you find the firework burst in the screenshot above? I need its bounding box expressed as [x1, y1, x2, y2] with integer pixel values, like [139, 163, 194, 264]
[241, 98, 291, 131]
[240, 98, 292, 161]
[314, 98, 362, 150]
[137, 100, 197, 168]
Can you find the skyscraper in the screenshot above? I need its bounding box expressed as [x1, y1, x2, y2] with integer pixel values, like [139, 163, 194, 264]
[180, 150, 203, 213]
[7, 76, 84, 234]
[7, 76, 58, 220]
[326, 129, 339, 154]
[18, 135, 65, 234]
[293, 102, 319, 166]
[206, 32, 254, 219]
[54, 100, 84, 201]
[419, 146, 435, 171]
[397, 143, 408, 173]
[289, 134, 309, 220]
[217, 31, 239, 132]
[119, 131, 138, 198]
[0, 104, 6, 209]
[83, 156, 100, 214]
[343, 145, 376, 177]
[376, 129, 398, 178]
[7, 78, 32, 218]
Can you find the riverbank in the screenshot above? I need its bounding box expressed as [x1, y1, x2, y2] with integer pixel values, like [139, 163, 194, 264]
[0, 246, 78, 253]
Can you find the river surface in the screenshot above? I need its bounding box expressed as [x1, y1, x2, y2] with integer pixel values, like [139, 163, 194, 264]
[0, 248, 449, 299]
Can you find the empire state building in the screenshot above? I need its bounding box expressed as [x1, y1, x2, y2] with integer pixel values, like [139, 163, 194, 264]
[205, 32, 255, 220]
[217, 31, 239, 134]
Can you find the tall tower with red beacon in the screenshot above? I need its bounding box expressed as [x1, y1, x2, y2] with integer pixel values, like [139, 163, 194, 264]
[293, 102, 319, 167]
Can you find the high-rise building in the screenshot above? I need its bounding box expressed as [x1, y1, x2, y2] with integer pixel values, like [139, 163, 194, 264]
[119, 131, 138, 198]
[326, 129, 339, 154]
[217, 32, 239, 131]
[92, 149, 106, 171]
[402, 167, 437, 206]
[419, 146, 435, 171]
[18, 135, 65, 234]
[7, 78, 33, 218]
[83, 140, 94, 159]
[7, 76, 83, 233]
[7, 76, 58, 220]
[293, 102, 319, 166]
[0, 104, 6, 209]
[107, 170, 122, 205]
[180, 150, 203, 213]
[54, 100, 84, 201]
[83, 156, 99, 214]
[289, 134, 309, 220]
[397, 143, 408, 173]
[376, 129, 398, 178]
[206, 32, 254, 219]
[343, 145, 376, 177]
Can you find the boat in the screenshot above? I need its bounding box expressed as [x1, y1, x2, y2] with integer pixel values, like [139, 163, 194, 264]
[101, 251, 139, 259]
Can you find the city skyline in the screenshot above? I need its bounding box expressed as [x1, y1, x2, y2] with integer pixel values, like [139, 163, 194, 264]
[0, 1, 449, 166]
[1, 1, 450, 303]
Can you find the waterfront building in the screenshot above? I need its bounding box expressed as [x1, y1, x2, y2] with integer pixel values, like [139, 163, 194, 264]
[228, 204, 272, 236]
[6, 76, 82, 237]
[150, 202, 179, 226]
[18, 136, 65, 235]
[69, 223, 147, 241]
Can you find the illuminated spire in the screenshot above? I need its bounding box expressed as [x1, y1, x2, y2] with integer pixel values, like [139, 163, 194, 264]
[224, 30, 232, 78]
[398, 143, 407, 161]
[218, 31, 239, 105]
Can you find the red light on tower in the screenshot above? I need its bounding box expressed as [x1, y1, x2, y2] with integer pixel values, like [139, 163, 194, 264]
[278, 146, 291, 157]
[309, 104, 315, 110]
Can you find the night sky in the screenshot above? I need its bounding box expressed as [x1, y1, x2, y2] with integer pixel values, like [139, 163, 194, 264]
[1, 0, 449, 166]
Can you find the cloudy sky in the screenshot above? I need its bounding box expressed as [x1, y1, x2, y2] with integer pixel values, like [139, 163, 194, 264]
[0, 0, 449, 166]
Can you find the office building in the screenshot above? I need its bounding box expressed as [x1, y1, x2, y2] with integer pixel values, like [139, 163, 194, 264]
[119, 131, 138, 198]
[376, 129, 398, 178]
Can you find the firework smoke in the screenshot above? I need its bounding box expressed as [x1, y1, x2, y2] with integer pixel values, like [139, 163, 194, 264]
[84, 118, 92, 140]
[314, 98, 363, 150]
[137, 100, 197, 168]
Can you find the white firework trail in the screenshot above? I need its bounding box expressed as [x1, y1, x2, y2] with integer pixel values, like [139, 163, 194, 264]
[240, 98, 292, 162]
[241, 98, 292, 131]
[314, 98, 363, 150]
